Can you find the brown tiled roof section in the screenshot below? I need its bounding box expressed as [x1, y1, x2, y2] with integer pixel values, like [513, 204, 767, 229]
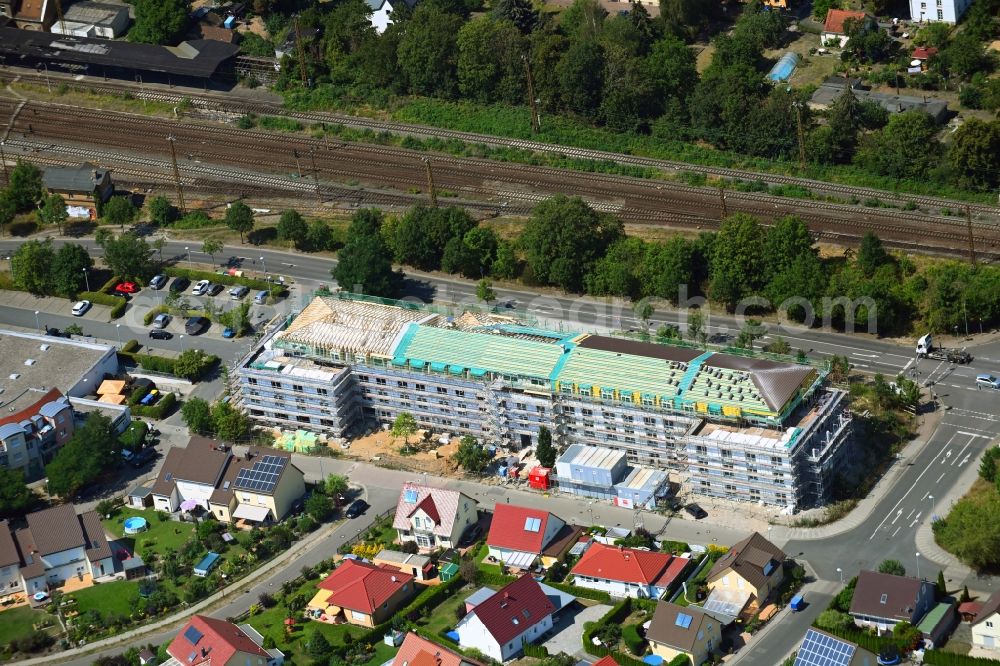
[849, 571, 924, 621]
[541, 524, 584, 558]
[702, 356, 815, 412]
[15, 0, 45, 21]
[647, 602, 712, 652]
[15, 527, 44, 578]
[576, 335, 703, 363]
[973, 590, 1000, 626]
[25, 504, 84, 555]
[0, 520, 19, 568]
[79, 511, 112, 562]
[171, 437, 231, 485]
[210, 456, 241, 504]
[151, 446, 183, 496]
[707, 532, 785, 592]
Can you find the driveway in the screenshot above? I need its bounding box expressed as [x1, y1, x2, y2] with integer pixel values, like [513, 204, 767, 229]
[541, 601, 612, 657]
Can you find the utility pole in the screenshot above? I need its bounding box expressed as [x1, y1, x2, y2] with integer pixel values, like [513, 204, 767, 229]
[718, 182, 728, 219]
[524, 54, 540, 134]
[965, 205, 976, 266]
[0, 141, 8, 184]
[423, 157, 437, 207]
[166, 136, 186, 215]
[793, 102, 806, 170]
[293, 148, 302, 178]
[53, 0, 66, 36]
[294, 18, 309, 88]
[309, 147, 321, 202]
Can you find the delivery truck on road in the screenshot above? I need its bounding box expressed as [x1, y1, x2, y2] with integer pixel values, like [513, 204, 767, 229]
[916, 334, 972, 364]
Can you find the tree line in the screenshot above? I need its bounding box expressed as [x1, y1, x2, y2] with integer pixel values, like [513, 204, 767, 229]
[333, 196, 1000, 337]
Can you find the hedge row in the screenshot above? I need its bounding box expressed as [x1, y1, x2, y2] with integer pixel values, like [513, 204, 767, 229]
[924, 652, 1000, 665]
[478, 571, 517, 587]
[131, 392, 177, 419]
[118, 346, 219, 382]
[143, 305, 169, 326]
[164, 267, 276, 292]
[812, 622, 907, 656]
[622, 624, 644, 655]
[549, 580, 613, 603]
[523, 644, 548, 658]
[583, 598, 633, 657]
[79, 290, 126, 319]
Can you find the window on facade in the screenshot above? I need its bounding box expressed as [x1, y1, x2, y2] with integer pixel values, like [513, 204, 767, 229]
[721, 449, 732, 458]
[293, 384, 303, 392]
[375, 378, 386, 385]
[270, 381, 281, 388]
[358, 375, 369, 382]
[437, 387, 448, 394]
[695, 445, 707, 454]
[516, 403, 527, 410]
[456, 390, 465, 397]
[398, 381, 408, 388]
[415, 383, 426, 391]
[644, 417, 655, 425]
[248, 377, 258, 385]
[937, 8, 943, 17]
[771, 456, 782, 465]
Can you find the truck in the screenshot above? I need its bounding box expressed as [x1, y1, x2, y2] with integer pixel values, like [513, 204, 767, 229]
[916, 334, 972, 364]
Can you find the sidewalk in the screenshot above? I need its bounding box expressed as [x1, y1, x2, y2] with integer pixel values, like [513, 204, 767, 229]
[914, 458, 975, 584]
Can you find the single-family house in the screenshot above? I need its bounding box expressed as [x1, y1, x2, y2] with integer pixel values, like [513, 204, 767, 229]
[373, 549, 434, 581]
[308, 559, 416, 627]
[41, 164, 114, 212]
[168, 615, 284, 666]
[570, 543, 689, 599]
[151, 438, 305, 525]
[455, 574, 556, 661]
[393, 482, 478, 551]
[793, 628, 877, 666]
[8, 504, 113, 594]
[705, 532, 785, 612]
[848, 570, 936, 635]
[365, 0, 417, 34]
[486, 504, 570, 570]
[971, 591, 1000, 650]
[646, 602, 721, 666]
[0, 521, 21, 592]
[393, 632, 484, 666]
[823, 9, 871, 47]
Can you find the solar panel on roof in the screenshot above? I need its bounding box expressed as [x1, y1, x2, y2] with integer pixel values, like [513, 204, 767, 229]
[404, 488, 419, 503]
[675, 613, 693, 629]
[794, 629, 856, 666]
[183, 626, 203, 645]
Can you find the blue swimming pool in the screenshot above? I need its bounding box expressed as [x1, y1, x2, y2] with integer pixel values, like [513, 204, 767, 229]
[768, 52, 800, 82]
[123, 516, 148, 535]
[193, 551, 220, 577]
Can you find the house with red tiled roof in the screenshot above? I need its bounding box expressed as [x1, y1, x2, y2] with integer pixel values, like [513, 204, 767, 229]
[455, 574, 557, 661]
[167, 615, 284, 666]
[393, 482, 478, 551]
[392, 632, 484, 666]
[823, 8, 872, 47]
[486, 504, 571, 570]
[307, 558, 416, 627]
[570, 543, 690, 600]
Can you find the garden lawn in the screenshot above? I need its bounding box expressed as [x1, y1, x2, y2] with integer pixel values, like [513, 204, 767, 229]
[102, 509, 195, 558]
[69, 580, 140, 617]
[0, 606, 48, 645]
[362, 641, 398, 666]
[417, 584, 471, 638]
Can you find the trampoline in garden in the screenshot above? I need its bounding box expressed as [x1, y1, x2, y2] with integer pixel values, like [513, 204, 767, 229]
[768, 52, 800, 82]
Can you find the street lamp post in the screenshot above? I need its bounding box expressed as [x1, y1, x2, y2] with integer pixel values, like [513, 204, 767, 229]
[929, 494, 935, 519]
[836, 567, 844, 585]
[34, 310, 40, 331]
[916, 552, 921, 580]
[185, 246, 192, 267]
[260, 256, 267, 278]
[115, 323, 122, 349]
[82, 267, 90, 292]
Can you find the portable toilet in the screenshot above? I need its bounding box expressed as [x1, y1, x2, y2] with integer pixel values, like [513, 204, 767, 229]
[528, 466, 551, 490]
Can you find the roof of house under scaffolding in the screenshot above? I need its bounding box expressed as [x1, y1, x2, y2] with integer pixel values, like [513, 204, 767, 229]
[269, 294, 820, 422]
[0, 27, 239, 79]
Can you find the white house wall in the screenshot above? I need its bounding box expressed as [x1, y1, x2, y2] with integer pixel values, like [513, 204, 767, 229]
[0, 563, 22, 592]
[455, 612, 553, 662]
[572, 575, 662, 599]
[175, 480, 215, 508]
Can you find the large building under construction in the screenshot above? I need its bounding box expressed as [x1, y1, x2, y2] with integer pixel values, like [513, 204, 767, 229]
[232, 294, 853, 510]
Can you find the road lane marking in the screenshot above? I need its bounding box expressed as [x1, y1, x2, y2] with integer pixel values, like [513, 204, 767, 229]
[894, 510, 905, 524]
[920, 492, 929, 501]
[951, 436, 975, 466]
[892, 526, 901, 538]
[958, 431, 995, 438]
[936, 472, 946, 483]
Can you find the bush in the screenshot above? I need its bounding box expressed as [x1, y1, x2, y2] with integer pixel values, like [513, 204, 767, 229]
[131, 392, 177, 419]
[143, 305, 169, 326]
[78, 290, 127, 319]
[121, 339, 139, 354]
[164, 266, 275, 292]
[549, 580, 613, 603]
[622, 624, 644, 655]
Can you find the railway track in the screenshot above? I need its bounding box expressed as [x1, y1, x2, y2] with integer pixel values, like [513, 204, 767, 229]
[3, 97, 999, 261]
[6, 70, 998, 220]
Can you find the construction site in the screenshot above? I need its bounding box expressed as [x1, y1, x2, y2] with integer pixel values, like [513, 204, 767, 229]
[231, 293, 854, 511]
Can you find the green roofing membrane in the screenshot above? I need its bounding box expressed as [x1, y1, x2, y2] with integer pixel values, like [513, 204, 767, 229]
[394, 325, 565, 380]
[556, 345, 686, 400]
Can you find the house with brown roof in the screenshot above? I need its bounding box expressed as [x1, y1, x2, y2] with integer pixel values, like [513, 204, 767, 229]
[151, 438, 305, 525]
[455, 574, 557, 661]
[823, 8, 873, 47]
[848, 570, 936, 635]
[0, 520, 21, 592]
[7, 504, 113, 594]
[647, 601, 721, 666]
[705, 532, 786, 613]
[168, 615, 284, 666]
[972, 590, 1000, 650]
[392, 632, 484, 666]
[393, 482, 478, 551]
[307, 559, 416, 627]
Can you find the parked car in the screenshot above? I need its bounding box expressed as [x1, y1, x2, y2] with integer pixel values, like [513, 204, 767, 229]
[685, 504, 708, 520]
[222, 327, 235, 338]
[185, 316, 209, 335]
[229, 285, 249, 300]
[169, 277, 190, 293]
[152, 313, 171, 329]
[458, 524, 482, 547]
[192, 279, 211, 296]
[149, 274, 168, 290]
[345, 499, 369, 519]
[208, 283, 225, 296]
[71, 300, 91, 316]
[254, 290, 269, 304]
[109, 291, 130, 300]
[115, 281, 139, 294]
[130, 447, 157, 468]
[44, 327, 69, 338]
[149, 329, 173, 340]
[976, 374, 1000, 390]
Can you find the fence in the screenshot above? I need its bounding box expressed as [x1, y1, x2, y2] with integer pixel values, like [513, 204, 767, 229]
[337, 508, 395, 554]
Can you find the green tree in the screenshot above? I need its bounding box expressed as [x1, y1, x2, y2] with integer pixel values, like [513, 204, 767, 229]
[305, 491, 333, 522]
[763, 216, 815, 283]
[855, 111, 941, 179]
[947, 118, 1000, 191]
[225, 201, 255, 243]
[933, 491, 1000, 569]
[306, 630, 332, 660]
[492, 0, 537, 33]
[219, 300, 252, 336]
[147, 195, 176, 226]
[491, 240, 518, 280]
[640, 236, 694, 303]
[764, 337, 791, 355]
[173, 349, 215, 381]
[102, 196, 138, 231]
[457, 17, 525, 104]
[979, 447, 1000, 482]
[687, 308, 706, 344]
[211, 401, 251, 441]
[936, 570, 947, 599]
[333, 209, 402, 297]
[536, 426, 556, 468]
[11, 238, 55, 295]
[201, 238, 223, 267]
[51, 243, 93, 298]
[46, 413, 115, 497]
[392, 412, 418, 451]
[276, 209, 309, 248]
[6, 160, 43, 211]
[325, 474, 349, 496]
[103, 232, 154, 280]
[656, 324, 680, 341]
[306, 219, 335, 252]
[129, 0, 190, 44]
[0, 191, 15, 236]
[181, 396, 214, 435]
[877, 559, 906, 576]
[453, 435, 489, 473]
[0, 467, 35, 518]
[557, 39, 605, 119]
[856, 231, 889, 278]
[520, 195, 622, 293]
[892, 621, 922, 650]
[736, 318, 764, 350]
[710, 214, 766, 311]
[645, 36, 698, 118]
[660, 0, 712, 39]
[37, 193, 68, 233]
[397, 6, 464, 97]
[476, 278, 496, 306]
[815, 609, 854, 632]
